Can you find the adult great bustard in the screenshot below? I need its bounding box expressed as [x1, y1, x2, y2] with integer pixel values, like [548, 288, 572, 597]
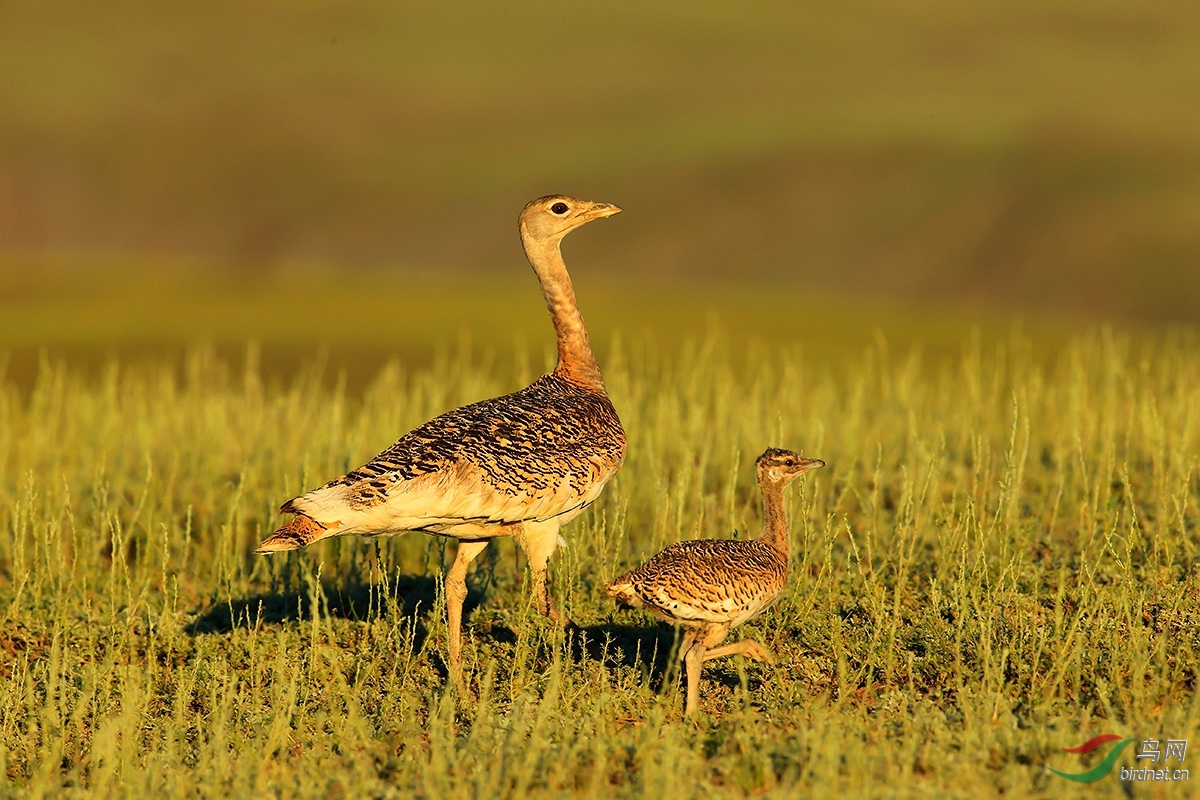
[256, 195, 626, 679]
[606, 449, 824, 716]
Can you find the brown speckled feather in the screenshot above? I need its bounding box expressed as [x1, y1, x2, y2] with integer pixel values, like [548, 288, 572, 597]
[283, 372, 625, 535]
[321, 374, 621, 506]
[607, 538, 787, 627]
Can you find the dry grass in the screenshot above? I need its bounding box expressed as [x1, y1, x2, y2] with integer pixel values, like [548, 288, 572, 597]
[2, 319, 1198, 798]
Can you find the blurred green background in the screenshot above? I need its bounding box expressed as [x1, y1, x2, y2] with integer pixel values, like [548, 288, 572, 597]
[2, 0, 1199, 377]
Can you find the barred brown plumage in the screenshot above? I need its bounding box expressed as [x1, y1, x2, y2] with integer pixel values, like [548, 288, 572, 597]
[311, 372, 624, 513]
[255, 195, 626, 682]
[606, 448, 825, 716]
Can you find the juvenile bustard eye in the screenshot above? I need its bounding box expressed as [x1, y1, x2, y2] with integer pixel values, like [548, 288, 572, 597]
[551, 202, 568, 215]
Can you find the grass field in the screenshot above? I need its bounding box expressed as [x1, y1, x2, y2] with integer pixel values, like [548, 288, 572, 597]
[2, 305, 1198, 797]
[5, 1, 1200, 795]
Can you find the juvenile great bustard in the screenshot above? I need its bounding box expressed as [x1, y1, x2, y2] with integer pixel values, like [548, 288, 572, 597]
[256, 195, 626, 679]
[606, 449, 824, 716]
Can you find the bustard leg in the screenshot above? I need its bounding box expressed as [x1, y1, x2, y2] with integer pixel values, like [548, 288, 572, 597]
[446, 539, 489, 682]
[684, 643, 705, 717]
[702, 639, 776, 665]
[678, 628, 698, 661]
[517, 521, 570, 627]
[683, 625, 730, 717]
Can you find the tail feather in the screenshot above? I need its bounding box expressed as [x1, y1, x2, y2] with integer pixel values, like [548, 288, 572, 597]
[255, 513, 331, 554]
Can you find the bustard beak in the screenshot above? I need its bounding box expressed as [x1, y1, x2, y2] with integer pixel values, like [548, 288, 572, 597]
[795, 458, 825, 473]
[582, 202, 622, 220]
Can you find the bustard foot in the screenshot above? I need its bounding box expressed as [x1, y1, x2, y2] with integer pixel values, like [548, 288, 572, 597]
[740, 640, 776, 665]
[702, 639, 776, 665]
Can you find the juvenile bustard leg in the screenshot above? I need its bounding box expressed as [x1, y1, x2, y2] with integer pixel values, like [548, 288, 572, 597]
[683, 625, 730, 717]
[702, 639, 776, 665]
[684, 644, 705, 717]
[517, 521, 571, 627]
[446, 540, 489, 682]
[677, 628, 700, 713]
[678, 629, 698, 661]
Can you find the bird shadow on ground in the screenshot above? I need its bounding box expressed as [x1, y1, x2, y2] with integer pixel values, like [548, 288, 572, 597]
[567, 622, 768, 694]
[568, 621, 687, 691]
[462, 617, 683, 689]
[185, 576, 442, 646]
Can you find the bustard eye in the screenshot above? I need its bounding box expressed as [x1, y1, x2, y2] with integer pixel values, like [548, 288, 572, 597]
[551, 202, 568, 215]
[784, 458, 795, 466]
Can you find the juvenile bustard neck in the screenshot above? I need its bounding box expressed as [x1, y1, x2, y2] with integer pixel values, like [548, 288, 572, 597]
[523, 236, 606, 392]
[755, 479, 790, 557]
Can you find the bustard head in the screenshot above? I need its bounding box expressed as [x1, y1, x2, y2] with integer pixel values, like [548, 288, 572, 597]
[519, 195, 622, 246]
[755, 448, 825, 486]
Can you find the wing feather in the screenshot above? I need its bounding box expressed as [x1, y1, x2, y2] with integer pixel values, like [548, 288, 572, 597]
[284, 374, 624, 536]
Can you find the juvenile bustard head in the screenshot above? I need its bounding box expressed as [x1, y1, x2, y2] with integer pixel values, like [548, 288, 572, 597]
[755, 448, 825, 487]
[519, 195, 622, 246]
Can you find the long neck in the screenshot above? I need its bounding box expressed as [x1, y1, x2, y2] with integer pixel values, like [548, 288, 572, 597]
[755, 479, 790, 556]
[523, 235, 606, 391]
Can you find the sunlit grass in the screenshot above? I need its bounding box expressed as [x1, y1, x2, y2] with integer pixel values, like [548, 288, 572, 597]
[0, 259, 1100, 398]
[2, 320, 1197, 798]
